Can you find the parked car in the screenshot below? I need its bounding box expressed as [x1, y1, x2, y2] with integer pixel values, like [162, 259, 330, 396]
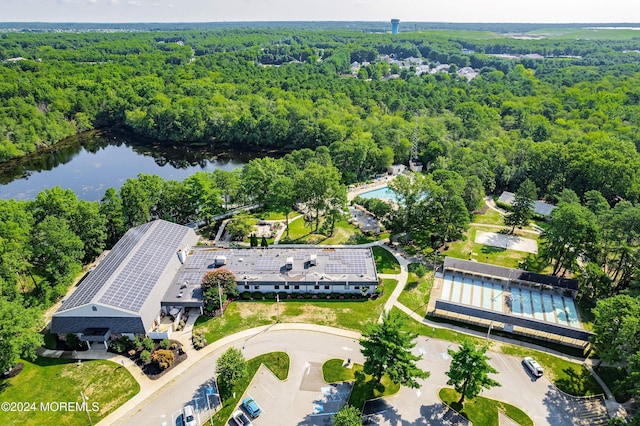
[232, 409, 253, 426]
[241, 396, 262, 418]
[183, 404, 197, 426]
[523, 356, 544, 377]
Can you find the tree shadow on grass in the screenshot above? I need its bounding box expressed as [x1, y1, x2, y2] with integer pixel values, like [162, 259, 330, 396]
[554, 366, 598, 396]
[481, 245, 506, 254]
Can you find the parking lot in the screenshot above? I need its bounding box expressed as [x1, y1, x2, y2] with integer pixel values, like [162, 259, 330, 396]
[116, 329, 594, 426]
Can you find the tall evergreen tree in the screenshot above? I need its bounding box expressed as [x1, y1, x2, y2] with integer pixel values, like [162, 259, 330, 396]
[504, 179, 537, 234]
[360, 311, 430, 388]
[445, 340, 500, 404]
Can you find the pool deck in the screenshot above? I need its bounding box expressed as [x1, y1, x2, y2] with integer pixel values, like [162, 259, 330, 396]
[347, 174, 398, 201]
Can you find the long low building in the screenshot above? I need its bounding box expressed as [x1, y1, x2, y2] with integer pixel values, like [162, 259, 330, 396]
[50, 220, 380, 346]
[173, 247, 379, 295]
[51, 220, 198, 346]
[432, 257, 591, 348]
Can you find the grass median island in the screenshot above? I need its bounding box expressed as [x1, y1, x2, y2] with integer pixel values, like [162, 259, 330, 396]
[194, 279, 398, 342]
[439, 388, 533, 426]
[322, 359, 400, 411]
[0, 357, 140, 426]
[372, 246, 401, 274]
[209, 352, 289, 426]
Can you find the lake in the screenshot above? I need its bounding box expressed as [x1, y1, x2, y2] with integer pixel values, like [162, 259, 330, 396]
[0, 131, 264, 201]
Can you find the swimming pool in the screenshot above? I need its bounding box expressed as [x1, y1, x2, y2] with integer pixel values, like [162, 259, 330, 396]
[358, 186, 395, 201]
[441, 272, 581, 328]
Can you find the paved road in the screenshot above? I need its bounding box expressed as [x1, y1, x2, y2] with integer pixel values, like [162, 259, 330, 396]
[114, 330, 573, 426]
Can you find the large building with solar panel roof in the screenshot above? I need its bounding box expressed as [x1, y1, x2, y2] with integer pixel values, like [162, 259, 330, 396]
[50, 220, 198, 347]
[176, 247, 379, 295]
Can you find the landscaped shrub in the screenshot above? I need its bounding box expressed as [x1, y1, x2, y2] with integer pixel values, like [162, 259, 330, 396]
[192, 330, 207, 350]
[251, 292, 263, 299]
[408, 263, 428, 278]
[278, 292, 288, 300]
[140, 349, 151, 363]
[241, 291, 252, 300]
[109, 336, 134, 354]
[65, 333, 81, 350]
[142, 337, 154, 351]
[264, 292, 276, 300]
[159, 339, 171, 350]
[151, 349, 175, 370]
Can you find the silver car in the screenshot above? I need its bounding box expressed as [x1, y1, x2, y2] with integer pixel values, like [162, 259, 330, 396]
[523, 356, 544, 377]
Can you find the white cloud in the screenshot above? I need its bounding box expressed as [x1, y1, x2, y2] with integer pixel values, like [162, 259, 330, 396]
[127, 0, 140, 5]
[109, 0, 120, 4]
[87, 0, 98, 4]
[168, 3, 174, 7]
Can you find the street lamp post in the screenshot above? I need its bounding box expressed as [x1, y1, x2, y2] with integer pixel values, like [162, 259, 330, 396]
[217, 280, 223, 315]
[485, 321, 493, 346]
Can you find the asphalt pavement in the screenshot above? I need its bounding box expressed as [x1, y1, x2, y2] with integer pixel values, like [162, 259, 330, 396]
[111, 329, 579, 426]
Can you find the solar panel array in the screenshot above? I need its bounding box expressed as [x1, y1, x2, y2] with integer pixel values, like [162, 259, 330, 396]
[325, 251, 369, 275]
[255, 258, 280, 271]
[59, 222, 154, 311]
[99, 220, 191, 313]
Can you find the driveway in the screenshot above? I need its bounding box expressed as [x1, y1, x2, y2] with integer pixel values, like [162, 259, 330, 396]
[113, 329, 580, 426]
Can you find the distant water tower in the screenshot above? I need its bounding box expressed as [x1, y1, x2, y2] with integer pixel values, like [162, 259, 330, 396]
[391, 18, 400, 34]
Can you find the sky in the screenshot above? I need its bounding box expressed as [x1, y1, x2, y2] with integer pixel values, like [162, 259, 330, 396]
[1, 0, 639, 24]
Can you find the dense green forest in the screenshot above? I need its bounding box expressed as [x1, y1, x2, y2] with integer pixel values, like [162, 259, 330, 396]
[2, 27, 640, 416]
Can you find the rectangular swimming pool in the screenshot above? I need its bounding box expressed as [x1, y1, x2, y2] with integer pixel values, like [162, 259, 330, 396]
[440, 272, 582, 329]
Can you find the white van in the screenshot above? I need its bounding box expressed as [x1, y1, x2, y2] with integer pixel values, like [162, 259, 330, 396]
[183, 405, 197, 426]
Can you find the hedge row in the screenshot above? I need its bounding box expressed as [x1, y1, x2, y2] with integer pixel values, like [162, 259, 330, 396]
[240, 291, 372, 301]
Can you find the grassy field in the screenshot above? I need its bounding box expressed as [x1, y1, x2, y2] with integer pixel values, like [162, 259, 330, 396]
[471, 207, 504, 226]
[444, 227, 532, 268]
[0, 357, 140, 426]
[209, 352, 289, 426]
[439, 388, 533, 426]
[195, 279, 398, 341]
[397, 270, 432, 316]
[280, 217, 387, 245]
[372, 246, 401, 274]
[322, 359, 400, 410]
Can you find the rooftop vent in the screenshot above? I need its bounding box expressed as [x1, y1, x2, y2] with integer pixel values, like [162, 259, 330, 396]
[214, 255, 227, 266]
[309, 254, 317, 266]
[286, 257, 294, 270]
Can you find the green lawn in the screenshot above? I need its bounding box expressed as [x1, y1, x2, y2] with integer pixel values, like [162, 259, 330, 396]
[439, 388, 533, 426]
[0, 357, 140, 426]
[280, 217, 388, 245]
[279, 279, 397, 331]
[208, 352, 289, 426]
[397, 270, 432, 316]
[372, 246, 401, 274]
[194, 301, 275, 344]
[195, 279, 398, 342]
[322, 359, 400, 410]
[444, 227, 531, 268]
[471, 207, 504, 226]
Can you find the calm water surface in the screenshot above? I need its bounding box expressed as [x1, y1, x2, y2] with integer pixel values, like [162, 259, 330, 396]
[0, 131, 261, 201]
